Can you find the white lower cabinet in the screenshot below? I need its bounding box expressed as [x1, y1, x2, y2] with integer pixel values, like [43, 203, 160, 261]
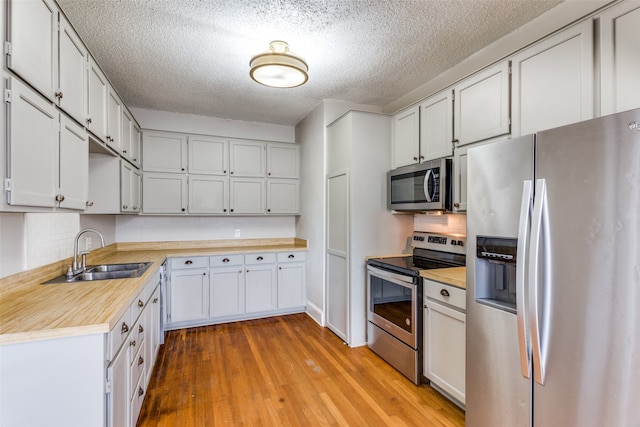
[245, 253, 277, 313]
[165, 251, 306, 329]
[210, 255, 245, 317]
[277, 252, 306, 309]
[168, 258, 210, 325]
[107, 334, 130, 427]
[423, 280, 466, 406]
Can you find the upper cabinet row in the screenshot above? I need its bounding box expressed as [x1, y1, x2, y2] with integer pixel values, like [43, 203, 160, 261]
[392, 1, 640, 169]
[7, 0, 141, 159]
[142, 131, 300, 215]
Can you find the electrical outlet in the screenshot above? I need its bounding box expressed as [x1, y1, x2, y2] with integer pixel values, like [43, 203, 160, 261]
[234, 229, 241, 238]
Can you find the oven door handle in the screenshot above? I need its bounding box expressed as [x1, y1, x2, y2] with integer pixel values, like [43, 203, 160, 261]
[367, 265, 416, 286]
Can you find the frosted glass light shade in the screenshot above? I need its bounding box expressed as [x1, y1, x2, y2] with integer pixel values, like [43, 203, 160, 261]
[250, 41, 308, 88]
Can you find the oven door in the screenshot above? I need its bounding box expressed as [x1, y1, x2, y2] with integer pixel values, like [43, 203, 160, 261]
[367, 265, 420, 349]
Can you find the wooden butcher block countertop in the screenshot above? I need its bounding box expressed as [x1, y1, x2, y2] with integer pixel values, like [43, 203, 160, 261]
[0, 238, 307, 346]
[420, 267, 466, 289]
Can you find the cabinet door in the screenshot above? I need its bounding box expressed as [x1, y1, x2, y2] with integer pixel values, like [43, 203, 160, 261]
[145, 287, 161, 381]
[131, 169, 141, 213]
[58, 14, 87, 124]
[188, 135, 228, 175]
[106, 345, 129, 427]
[142, 172, 187, 214]
[424, 301, 466, 404]
[121, 109, 133, 160]
[107, 87, 122, 152]
[142, 131, 188, 173]
[229, 140, 265, 177]
[120, 162, 132, 212]
[58, 114, 88, 210]
[130, 126, 142, 168]
[419, 90, 453, 161]
[188, 175, 228, 214]
[277, 263, 306, 309]
[454, 62, 510, 146]
[511, 20, 594, 136]
[245, 265, 277, 313]
[210, 267, 245, 317]
[6, 77, 57, 207]
[452, 145, 468, 213]
[266, 179, 299, 214]
[267, 143, 299, 178]
[600, 1, 640, 115]
[168, 269, 209, 324]
[7, 0, 57, 101]
[87, 153, 120, 213]
[393, 106, 420, 168]
[87, 58, 109, 142]
[229, 178, 265, 214]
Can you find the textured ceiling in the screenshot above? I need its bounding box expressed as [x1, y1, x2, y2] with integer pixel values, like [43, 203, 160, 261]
[57, 0, 563, 126]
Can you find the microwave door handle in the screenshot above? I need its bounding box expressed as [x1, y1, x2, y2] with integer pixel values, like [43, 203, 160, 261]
[423, 170, 434, 202]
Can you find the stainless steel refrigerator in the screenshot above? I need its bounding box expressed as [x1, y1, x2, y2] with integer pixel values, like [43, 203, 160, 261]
[466, 108, 640, 427]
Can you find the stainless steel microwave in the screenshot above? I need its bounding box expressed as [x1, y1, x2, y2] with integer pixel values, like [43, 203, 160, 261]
[388, 158, 453, 212]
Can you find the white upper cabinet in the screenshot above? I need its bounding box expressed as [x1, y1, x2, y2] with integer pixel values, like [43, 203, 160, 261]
[87, 57, 109, 142]
[142, 131, 188, 173]
[58, 114, 88, 210]
[188, 175, 228, 214]
[142, 172, 187, 214]
[229, 140, 266, 177]
[106, 87, 122, 152]
[454, 61, 510, 146]
[6, 77, 58, 208]
[131, 125, 142, 168]
[58, 14, 87, 124]
[229, 178, 265, 214]
[188, 135, 228, 175]
[7, 0, 57, 101]
[419, 89, 453, 161]
[267, 179, 300, 215]
[511, 20, 594, 136]
[600, 1, 640, 115]
[392, 105, 420, 168]
[121, 161, 141, 213]
[267, 143, 299, 178]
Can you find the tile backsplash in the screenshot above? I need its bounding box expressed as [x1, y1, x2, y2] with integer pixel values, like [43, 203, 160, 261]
[413, 213, 466, 235]
[24, 213, 79, 270]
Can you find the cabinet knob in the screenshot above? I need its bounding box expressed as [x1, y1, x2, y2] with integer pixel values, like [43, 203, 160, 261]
[268, 172, 271, 176]
[138, 387, 144, 397]
[55, 194, 65, 202]
[86, 200, 94, 207]
[153, 297, 159, 303]
[138, 356, 144, 366]
[222, 258, 230, 263]
[203, 272, 206, 276]
[138, 324, 144, 333]
[130, 340, 137, 347]
[413, 157, 418, 161]
[123, 149, 127, 154]
[185, 260, 193, 265]
[181, 208, 186, 212]
[122, 205, 128, 209]
[453, 139, 459, 144]
[138, 300, 144, 308]
[453, 203, 460, 208]
[419, 155, 424, 160]
[86, 117, 92, 125]
[257, 256, 263, 261]
[279, 267, 282, 270]
[133, 158, 137, 162]
[133, 206, 138, 210]
[230, 209, 234, 212]
[121, 322, 129, 334]
[181, 168, 185, 171]
[288, 254, 295, 259]
[55, 91, 63, 99]
[440, 289, 450, 297]
[224, 170, 227, 174]
[267, 209, 271, 212]
[223, 208, 227, 212]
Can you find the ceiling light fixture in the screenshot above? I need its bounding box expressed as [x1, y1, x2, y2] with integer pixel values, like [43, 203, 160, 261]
[250, 40, 308, 88]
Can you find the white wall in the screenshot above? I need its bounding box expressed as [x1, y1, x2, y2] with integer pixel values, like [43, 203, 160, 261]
[414, 213, 467, 235]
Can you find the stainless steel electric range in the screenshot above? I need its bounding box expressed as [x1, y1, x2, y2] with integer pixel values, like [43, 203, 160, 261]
[366, 232, 466, 384]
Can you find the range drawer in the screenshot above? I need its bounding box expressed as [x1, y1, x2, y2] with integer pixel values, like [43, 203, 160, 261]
[277, 251, 306, 263]
[210, 254, 244, 267]
[244, 253, 276, 265]
[424, 279, 466, 311]
[170, 256, 209, 270]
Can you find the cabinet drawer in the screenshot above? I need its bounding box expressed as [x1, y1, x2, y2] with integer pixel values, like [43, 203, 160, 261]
[424, 280, 466, 311]
[130, 369, 146, 427]
[131, 286, 150, 321]
[130, 341, 145, 399]
[210, 254, 244, 267]
[108, 306, 132, 360]
[277, 251, 306, 263]
[128, 316, 145, 363]
[244, 253, 276, 265]
[170, 256, 209, 270]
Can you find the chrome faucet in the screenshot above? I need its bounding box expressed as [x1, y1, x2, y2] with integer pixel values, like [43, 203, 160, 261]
[71, 228, 106, 275]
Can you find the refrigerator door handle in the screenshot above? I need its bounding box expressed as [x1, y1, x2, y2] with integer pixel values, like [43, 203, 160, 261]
[529, 178, 549, 385]
[516, 180, 532, 379]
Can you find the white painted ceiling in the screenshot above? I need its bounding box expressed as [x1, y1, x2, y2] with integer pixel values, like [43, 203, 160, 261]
[57, 0, 563, 126]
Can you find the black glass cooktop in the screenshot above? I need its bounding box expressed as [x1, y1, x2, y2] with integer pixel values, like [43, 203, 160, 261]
[367, 256, 460, 277]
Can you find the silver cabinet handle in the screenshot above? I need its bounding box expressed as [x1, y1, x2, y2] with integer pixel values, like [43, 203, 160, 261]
[138, 324, 144, 333]
[138, 356, 144, 366]
[138, 300, 143, 307]
[121, 322, 129, 334]
[439, 289, 450, 297]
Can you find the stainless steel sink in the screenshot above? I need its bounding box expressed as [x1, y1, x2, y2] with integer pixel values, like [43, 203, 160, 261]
[42, 262, 153, 284]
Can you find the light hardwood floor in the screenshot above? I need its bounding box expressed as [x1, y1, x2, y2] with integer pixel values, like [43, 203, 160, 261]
[137, 313, 465, 426]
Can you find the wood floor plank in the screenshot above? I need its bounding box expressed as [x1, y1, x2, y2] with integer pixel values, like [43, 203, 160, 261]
[137, 313, 465, 426]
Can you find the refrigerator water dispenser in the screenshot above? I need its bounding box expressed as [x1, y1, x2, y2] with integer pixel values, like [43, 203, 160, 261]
[475, 236, 517, 314]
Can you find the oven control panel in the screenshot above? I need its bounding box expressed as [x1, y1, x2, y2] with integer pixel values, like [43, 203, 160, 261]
[412, 232, 466, 255]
